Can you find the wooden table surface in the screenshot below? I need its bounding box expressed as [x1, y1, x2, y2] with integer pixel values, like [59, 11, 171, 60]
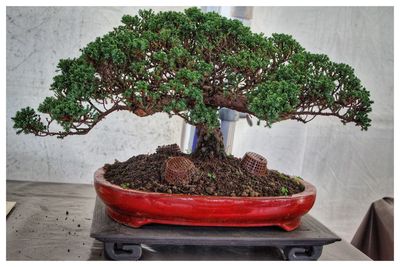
[6, 180, 371, 261]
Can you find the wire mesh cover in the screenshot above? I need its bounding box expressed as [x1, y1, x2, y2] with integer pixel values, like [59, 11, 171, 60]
[241, 152, 268, 176]
[156, 144, 181, 154]
[165, 157, 195, 185]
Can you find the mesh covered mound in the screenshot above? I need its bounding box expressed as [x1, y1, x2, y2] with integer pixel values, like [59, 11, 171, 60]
[164, 156, 196, 185]
[241, 152, 268, 176]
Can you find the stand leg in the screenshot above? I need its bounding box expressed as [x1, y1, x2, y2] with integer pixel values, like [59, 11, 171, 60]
[104, 242, 142, 260]
[282, 246, 323, 261]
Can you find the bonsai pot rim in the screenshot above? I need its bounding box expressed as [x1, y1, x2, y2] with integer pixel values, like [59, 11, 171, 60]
[94, 167, 316, 231]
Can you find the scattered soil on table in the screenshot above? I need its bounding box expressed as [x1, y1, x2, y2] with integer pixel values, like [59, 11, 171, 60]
[103, 144, 304, 197]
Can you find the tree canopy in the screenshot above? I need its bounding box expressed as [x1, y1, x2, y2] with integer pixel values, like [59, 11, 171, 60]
[13, 7, 373, 138]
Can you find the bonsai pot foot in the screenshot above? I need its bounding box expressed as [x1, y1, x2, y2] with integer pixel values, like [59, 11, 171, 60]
[107, 208, 152, 228]
[279, 218, 301, 232]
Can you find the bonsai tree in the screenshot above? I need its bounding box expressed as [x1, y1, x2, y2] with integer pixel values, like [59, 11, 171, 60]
[12, 7, 372, 159]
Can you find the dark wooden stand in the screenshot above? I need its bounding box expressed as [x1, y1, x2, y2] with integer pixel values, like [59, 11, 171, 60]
[90, 198, 340, 261]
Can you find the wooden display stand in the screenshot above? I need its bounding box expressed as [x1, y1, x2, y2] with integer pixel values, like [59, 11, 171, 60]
[90, 198, 340, 261]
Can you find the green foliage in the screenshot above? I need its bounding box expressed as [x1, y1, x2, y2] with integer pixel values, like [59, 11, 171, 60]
[13, 7, 372, 138]
[187, 104, 219, 129]
[120, 183, 130, 189]
[50, 58, 98, 99]
[30, 58, 100, 134]
[207, 172, 217, 181]
[248, 81, 300, 126]
[12, 107, 46, 134]
[280, 186, 289, 196]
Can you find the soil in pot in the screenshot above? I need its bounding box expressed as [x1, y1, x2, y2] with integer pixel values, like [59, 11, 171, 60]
[103, 144, 304, 197]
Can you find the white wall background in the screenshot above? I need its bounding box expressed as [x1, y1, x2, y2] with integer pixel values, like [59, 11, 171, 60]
[232, 7, 393, 241]
[7, 7, 393, 242]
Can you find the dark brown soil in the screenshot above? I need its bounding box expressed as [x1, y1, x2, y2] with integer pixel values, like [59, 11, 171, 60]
[103, 144, 304, 197]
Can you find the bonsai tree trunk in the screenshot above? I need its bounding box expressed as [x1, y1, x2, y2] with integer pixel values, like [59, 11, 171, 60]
[193, 125, 226, 159]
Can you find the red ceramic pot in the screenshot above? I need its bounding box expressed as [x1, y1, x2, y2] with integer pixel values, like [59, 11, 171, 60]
[94, 167, 316, 231]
